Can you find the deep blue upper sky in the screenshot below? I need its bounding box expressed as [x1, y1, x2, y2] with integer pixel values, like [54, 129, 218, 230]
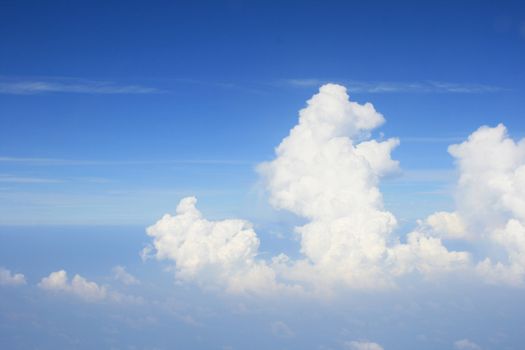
[2, 0, 524, 82]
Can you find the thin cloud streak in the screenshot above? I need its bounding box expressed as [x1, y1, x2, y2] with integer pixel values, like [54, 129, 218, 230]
[0, 78, 162, 95]
[0, 156, 255, 166]
[385, 169, 456, 183]
[0, 174, 62, 184]
[0, 77, 503, 95]
[283, 79, 504, 94]
[400, 136, 465, 143]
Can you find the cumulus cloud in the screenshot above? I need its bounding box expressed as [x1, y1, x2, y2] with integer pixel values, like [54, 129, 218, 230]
[112, 265, 140, 285]
[256, 84, 399, 288]
[0, 267, 26, 286]
[454, 338, 482, 350]
[344, 340, 384, 350]
[38, 270, 143, 303]
[146, 84, 405, 292]
[258, 84, 468, 290]
[38, 270, 107, 302]
[388, 231, 469, 278]
[146, 84, 525, 295]
[146, 197, 297, 295]
[424, 124, 525, 286]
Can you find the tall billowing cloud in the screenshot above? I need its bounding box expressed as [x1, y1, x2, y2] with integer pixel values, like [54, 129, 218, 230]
[146, 84, 525, 295]
[258, 84, 468, 290]
[426, 124, 525, 286]
[258, 84, 399, 289]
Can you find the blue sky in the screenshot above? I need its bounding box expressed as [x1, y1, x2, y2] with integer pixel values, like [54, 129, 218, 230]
[1, 0, 525, 226]
[1, 1, 525, 349]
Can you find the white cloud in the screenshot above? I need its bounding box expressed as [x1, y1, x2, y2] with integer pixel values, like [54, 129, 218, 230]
[112, 266, 140, 285]
[258, 84, 467, 290]
[344, 340, 384, 350]
[0, 267, 26, 286]
[433, 124, 525, 286]
[454, 338, 482, 350]
[388, 231, 469, 277]
[38, 270, 143, 303]
[38, 270, 107, 302]
[258, 84, 400, 289]
[146, 197, 298, 295]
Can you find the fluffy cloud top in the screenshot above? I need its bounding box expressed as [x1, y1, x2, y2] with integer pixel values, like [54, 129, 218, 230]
[39, 270, 107, 302]
[259, 83, 398, 221]
[424, 211, 467, 239]
[145, 84, 525, 295]
[0, 267, 26, 286]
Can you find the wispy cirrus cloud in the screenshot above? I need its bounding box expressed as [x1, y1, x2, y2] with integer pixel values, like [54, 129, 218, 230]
[400, 136, 465, 143]
[0, 77, 161, 95]
[0, 174, 113, 185]
[1, 77, 502, 95]
[385, 169, 456, 183]
[0, 156, 253, 166]
[283, 79, 504, 94]
[0, 174, 62, 184]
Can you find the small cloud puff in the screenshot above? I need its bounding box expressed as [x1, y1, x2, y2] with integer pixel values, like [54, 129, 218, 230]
[344, 340, 384, 350]
[38, 270, 143, 304]
[38, 270, 107, 302]
[454, 338, 482, 350]
[0, 267, 26, 286]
